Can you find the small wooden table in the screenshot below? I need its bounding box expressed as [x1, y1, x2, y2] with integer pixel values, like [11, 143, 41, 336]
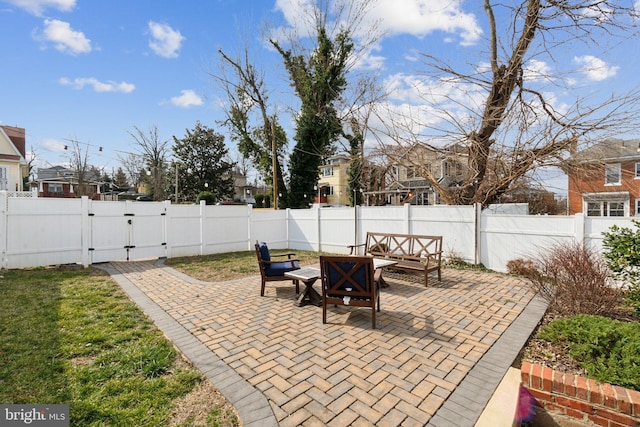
[285, 267, 322, 307]
[372, 258, 398, 288]
[285, 258, 399, 306]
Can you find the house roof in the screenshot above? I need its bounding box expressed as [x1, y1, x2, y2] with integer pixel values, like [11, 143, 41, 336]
[0, 125, 27, 164]
[36, 165, 101, 183]
[572, 138, 640, 162]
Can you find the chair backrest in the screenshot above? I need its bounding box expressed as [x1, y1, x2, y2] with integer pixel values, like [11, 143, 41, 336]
[255, 241, 270, 262]
[320, 256, 375, 298]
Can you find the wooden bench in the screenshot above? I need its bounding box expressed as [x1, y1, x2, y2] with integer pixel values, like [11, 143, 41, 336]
[349, 232, 443, 286]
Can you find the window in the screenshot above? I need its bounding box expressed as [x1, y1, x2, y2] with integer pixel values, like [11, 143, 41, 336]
[636, 199, 640, 216]
[442, 160, 461, 178]
[609, 202, 625, 216]
[605, 164, 621, 185]
[586, 200, 626, 216]
[48, 183, 63, 192]
[322, 166, 334, 177]
[0, 167, 7, 191]
[636, 163, 640, 178]
[327, 186, 334, 196]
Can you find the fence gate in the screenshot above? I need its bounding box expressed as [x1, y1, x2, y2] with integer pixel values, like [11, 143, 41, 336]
[89, 200, 167, 263]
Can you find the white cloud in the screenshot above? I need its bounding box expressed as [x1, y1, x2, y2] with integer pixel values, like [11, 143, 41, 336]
[147, 21, 184, 58]
[59, 77, 135, 93]
[40, 19, 91, 55]
[274, 0, 482, 46]
[523, 59, 552, 82]
[352, 44, 386, 70]
[574, 55, 619, 81]
[170, 90, 203, 108]
[3, 0, 75, 16]
[41, 138, 66, 152]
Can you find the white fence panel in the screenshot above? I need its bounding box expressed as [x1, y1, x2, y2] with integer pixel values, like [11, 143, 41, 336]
[89, 200, 130, 263]
[410, 205, 476, 262]
[480, 214, 577, 272]
[359, 206, 407, 235]
[584, 217, 634, 252]
[166, 204, 203, 258]
[202, 205, 252, 254]
[127, 201, 168, 261]
[317, 207, 356, 254]
[251, 209, 288, 249]
[288, 208, 319, 251]
[6, 197, 84, 268]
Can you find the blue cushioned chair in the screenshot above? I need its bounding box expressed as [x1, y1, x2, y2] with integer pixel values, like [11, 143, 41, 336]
[319, 255, 381, 329]
[255, 241, 300, 296]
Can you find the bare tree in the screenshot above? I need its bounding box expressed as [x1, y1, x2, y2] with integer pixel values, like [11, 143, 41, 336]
[117, 153, 145, 191]
[128, 125, 170, 200]
[65, 138, 94, 198]
[375, 1, 640, 207]
[214, 47, 288, 209]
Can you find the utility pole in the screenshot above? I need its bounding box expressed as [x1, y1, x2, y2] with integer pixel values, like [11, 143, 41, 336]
[271, 119, 278, 210]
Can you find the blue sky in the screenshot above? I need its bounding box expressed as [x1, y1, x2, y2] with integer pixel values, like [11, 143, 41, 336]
[1, 0, 638, 195]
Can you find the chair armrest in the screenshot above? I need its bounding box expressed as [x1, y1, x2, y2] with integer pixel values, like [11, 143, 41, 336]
[373, 268, 382, 285]
[347, 243, 366, 255]
[271, 252, 296, 259]
[262, 258, 300, 266]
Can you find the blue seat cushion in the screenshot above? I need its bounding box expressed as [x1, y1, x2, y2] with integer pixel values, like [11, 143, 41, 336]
[258, 242, 270, 261]
[265, 260, 300, 277]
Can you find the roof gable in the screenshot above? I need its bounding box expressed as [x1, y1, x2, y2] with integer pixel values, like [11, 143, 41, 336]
[572, 138, 640, 162]
[0, 125, 27, 163]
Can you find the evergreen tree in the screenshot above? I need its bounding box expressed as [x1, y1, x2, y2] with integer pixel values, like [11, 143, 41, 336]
[172, 122, 235, 203]
[272, 26, 353, 208]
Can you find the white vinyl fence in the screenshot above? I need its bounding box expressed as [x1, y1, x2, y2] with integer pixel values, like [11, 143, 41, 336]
[0, 192, 634, 272]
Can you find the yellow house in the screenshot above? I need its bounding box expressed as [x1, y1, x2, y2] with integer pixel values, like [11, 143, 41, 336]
[0, 125, 29, 191]
[317, 155, 351, 206]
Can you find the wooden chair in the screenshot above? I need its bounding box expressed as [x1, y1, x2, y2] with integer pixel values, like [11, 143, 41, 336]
[255, 241, 300, 296]
[319, 255, 382, 329]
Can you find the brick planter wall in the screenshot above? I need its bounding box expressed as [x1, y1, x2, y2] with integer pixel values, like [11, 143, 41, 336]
[521, 361, 640, 426]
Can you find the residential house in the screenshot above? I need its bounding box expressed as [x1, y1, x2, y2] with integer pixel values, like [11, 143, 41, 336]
[375, 142, 467, 206]
[36, 165, 102, 200]
[568, 138, 640, 216]
[231, 169, 256, 204]
[0, 125, 29, 192]
[316, 155, 351, 206]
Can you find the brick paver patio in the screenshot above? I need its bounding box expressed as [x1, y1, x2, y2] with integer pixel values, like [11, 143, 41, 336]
[102, 260, 546, 427]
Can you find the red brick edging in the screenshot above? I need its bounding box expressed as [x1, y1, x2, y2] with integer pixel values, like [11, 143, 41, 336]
[521, 361, 640, 426]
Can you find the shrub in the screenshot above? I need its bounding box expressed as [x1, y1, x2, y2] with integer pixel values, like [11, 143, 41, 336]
[264, 195, 271, 208]
[196, 191, 215, 205]
[603, 221, 640, 315]
[255, 194, 264, 208]
[513, 242, 622, 316]
[506, 258, 536, 276]
[538, 315, 640, 390]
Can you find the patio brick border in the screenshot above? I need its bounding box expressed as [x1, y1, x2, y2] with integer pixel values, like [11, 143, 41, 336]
[521, 361, 640, 426]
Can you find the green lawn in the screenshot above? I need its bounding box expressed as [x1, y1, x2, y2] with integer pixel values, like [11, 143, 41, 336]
[0, 266, 238, 426]
[165, 249, 329, 282]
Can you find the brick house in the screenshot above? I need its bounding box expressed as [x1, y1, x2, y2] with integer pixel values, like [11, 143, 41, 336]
[567, 138, 640, 216]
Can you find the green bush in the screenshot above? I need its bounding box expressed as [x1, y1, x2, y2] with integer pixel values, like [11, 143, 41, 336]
[603, 220, 640, 315]
[196, 191, 215, 205]
[255, 194, 264, 208]
[538, 315, 640, 390]
[264, 194, 271, 208]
